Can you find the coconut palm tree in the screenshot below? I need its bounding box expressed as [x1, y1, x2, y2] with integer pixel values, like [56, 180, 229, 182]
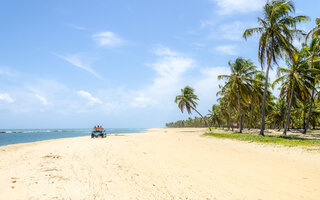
[273, 48, 315, 135]
[304, 18, 320, 134]
[175, 86, 211, 131]
[218, 57, 259, 133]
[248, 72, 265, 129]
[217, 83, 236, 130]
[269, 99, 287, 130]
[243, 0, 309, 136]
[207, 104, 221, 128]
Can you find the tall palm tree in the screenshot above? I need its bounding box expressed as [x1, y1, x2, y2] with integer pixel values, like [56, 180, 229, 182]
[175, 86, 211, 131]
[218, 57, 259, 133]
[243, 0, 309, 136]
[273, 48, 314, 135]
[304, 18, 320, 134]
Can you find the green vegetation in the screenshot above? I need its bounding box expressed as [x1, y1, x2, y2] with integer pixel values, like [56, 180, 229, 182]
[168, 0, 320, 137]
[203, 132, 320, 150]
[243, 0, 309, 136]
[174, 86, 211, 131]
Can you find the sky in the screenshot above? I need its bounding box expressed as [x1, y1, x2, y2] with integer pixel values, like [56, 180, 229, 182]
[0, 0, 319, 129]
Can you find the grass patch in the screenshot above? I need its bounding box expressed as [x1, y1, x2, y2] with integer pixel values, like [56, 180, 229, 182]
[203, 132, 320, 149]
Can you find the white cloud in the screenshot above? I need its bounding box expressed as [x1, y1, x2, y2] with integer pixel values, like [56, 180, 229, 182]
[214, 45, 238, 55]
[0, 93, 15, 103]
[152, 56, 193, 78]
[78, 47, 194, 109]
[131, 96, 152, 108]
[35, 94, 49, 105]
[77, 90, 103, 105]
[130, 46, 194, 108]
[199, 16, 258, 43]
[92, 31, 125, 47]
[150, 47, 194, 82]
[153, 45, 180, 57]
[212, 0, 264, 15]
[194, 66, 230, 106]
[57, 54, 102, 79]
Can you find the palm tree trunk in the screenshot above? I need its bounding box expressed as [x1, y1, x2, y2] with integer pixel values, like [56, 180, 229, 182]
[210, 116, 215, 129]
[259, 64, 270, 136]
[283, 83, 295, 135]
[237, 86, 242, 133]
[249, 103, 253, 130]
[254, 107, 258, 129]
[190, 106, 211, 131]
[260, 37, 274, 136]
[282, 100, 289, 130]
[304, 88, 315, 134]
[303, 108, 306, 130]
[228, 101, 231, 130]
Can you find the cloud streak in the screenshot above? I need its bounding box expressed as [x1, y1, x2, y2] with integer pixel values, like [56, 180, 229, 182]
[35, 94, 49, 105]
[57, 54, 102, 79]
[77, 90, 103, 105]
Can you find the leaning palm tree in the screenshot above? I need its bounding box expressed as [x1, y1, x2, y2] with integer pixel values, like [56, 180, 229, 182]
[304, 18, 320, 134]
[175, 86, 211, 131]
[273, 48, 315, 135]
[243, 0, 309, 136]
[218, 57, 259, 133]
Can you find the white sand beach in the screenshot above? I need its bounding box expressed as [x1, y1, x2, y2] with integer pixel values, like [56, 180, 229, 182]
[0, 128, 320, 200]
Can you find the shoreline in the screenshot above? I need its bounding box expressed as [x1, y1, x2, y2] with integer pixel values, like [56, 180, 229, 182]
[0, 128, 149, 147]
[1, 128, 319, 199]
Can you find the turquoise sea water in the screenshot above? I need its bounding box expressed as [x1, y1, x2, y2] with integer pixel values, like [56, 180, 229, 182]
[0, 128, 146, 146]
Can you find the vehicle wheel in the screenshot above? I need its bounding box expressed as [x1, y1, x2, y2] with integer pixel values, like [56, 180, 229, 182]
[91, 134, 94, 138]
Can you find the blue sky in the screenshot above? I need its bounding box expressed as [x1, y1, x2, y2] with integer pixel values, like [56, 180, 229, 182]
[0, 0, 319, 128]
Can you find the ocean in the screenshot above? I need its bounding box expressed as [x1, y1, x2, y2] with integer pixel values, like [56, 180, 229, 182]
[0, 128, 147, 146]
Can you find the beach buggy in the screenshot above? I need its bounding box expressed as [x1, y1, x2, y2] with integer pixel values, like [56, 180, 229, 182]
[91, 125, 107, 138]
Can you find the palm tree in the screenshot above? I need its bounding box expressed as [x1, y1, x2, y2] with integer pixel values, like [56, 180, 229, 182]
[269, 99, 287, 130]
[243, 0, 309, 136]
[273, 48, 314, 135]
[218, 57, 259, 133]
[207, 104, 221, 128]
[217, 84, 235, 130]
[175, 86, 211, 131]
[304, 18, 320, 134]
[249, 72, 265, 129]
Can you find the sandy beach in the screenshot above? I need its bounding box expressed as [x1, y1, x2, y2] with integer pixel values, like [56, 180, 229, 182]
[0, 128, 320, 200]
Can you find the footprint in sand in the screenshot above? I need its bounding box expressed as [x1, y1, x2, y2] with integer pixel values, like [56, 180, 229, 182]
[11, 177, 17, 184]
